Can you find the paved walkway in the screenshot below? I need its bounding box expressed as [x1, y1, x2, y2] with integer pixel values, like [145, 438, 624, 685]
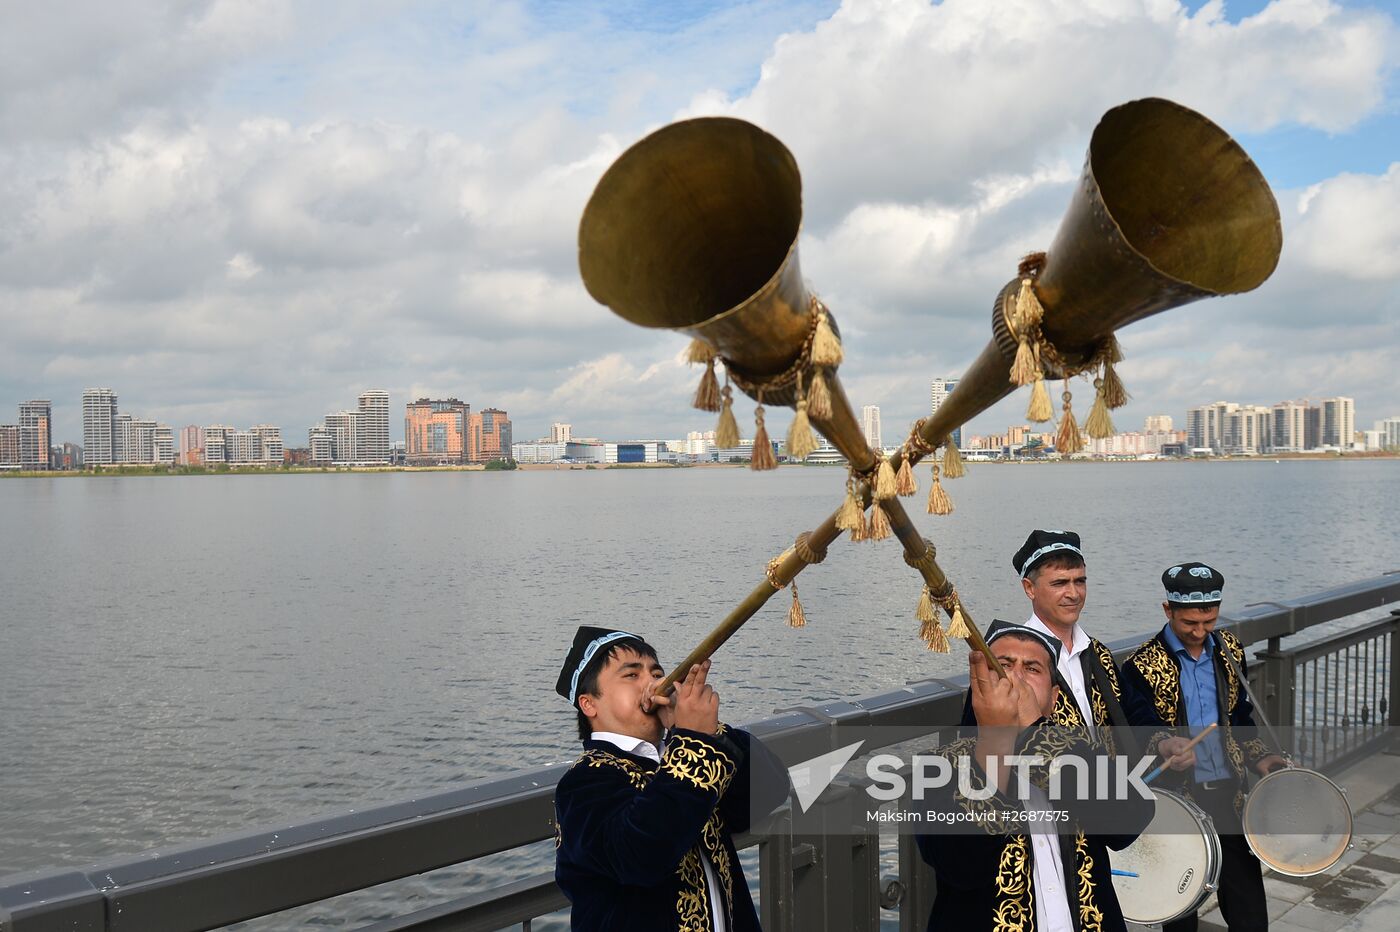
[1146, 747, 1400, 931]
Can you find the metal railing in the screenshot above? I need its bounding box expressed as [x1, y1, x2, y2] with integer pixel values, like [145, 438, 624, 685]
[4, 573, 1399, 932]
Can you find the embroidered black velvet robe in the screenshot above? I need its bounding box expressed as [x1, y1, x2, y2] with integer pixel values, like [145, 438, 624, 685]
[1120, 628, 1276, 816]
[554, 725, 788, 931]
[917, 719, 1153, 932]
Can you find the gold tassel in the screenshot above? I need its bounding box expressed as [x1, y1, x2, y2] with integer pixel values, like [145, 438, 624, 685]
[788, 580, 807, 628]
[867, 500, 892, 541]
[945, 602, 971, 639]
[1015, 277, 1045, 331]
[874, 456, 897, 500]
[786, 399, 818, 461]
[895, 457, 917, 496]
[685, 338, 715, 364]
[917, 585, 937, 623]
[751, 403, 777, 471]
[811, 306, 843, 367]
[922, 617, 950, 652]
[715, 383, 740, 449]
[926, 465, 953, 515]
[807, 368, 832, 420]
[692, 359, 721, 412]
[1101, 359, 1129, 409]
[1056, 385, 1083, 455]
[941, 441, 965, 479]
[1085, 378, 1115, 439]
[1010, 335, 1038, 387]
[836, 478, 865, 538]
[1027, 376, 1053, 423]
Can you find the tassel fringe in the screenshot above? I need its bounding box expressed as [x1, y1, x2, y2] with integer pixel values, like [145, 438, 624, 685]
[917, 585, 937, 622]
[685, 338, 716, 364]
[786, 400, 819, 461]
[922, 617, 950, 652]
[895, 457, 917, 496]
[867, 500, 892, 541]
[1085, 380, 1115, 439]
[1056, 388, 1084, 455]
[692, 359, 721, 412]
[836, 480, 865, 540]
[941, 442, 965, 479]
[1015, 277, 1045, 332]
[1011, 337, 1039, 387]
[1027, 377, 1053, 423]
[927, 465, 954, 515]
[811, 308, 844, 367]
[945, 603, 970, 639]
[751, 405, 777, 471]
[807, 369, 832, 420]
[1101, 360, 1129, 409]
[715, 384, 740, 449]
[788, 581, 807, 628]
[874, 457, 897, 500]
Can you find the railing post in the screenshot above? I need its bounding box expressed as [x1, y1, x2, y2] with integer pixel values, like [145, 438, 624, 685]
[1254, 637, 1294, 729]
[1389, 611, 1400, 732]
[789, 779, 878, 931]
[757, 810, 795, 932]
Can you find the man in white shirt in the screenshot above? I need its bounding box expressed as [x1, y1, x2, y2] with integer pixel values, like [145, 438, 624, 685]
[1014, 530, 1132, 753]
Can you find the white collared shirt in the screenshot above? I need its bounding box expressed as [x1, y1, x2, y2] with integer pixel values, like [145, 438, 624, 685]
[591, 731, 728, 932]
[1025, 614, 1096, 737]
[1025, 783, 1075, 932]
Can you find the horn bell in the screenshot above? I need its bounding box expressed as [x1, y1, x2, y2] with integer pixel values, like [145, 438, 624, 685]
[578, 117, 817, 392]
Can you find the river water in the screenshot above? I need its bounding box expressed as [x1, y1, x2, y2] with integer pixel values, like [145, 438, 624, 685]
[3, 461, 1398, 925]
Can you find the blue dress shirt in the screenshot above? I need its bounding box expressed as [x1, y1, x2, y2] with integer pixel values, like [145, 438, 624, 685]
[1160, 624, 1231, 782]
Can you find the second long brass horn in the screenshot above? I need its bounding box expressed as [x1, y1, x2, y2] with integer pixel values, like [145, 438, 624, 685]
[578, 117, 877, 469]
[915, 96, 1283, 452]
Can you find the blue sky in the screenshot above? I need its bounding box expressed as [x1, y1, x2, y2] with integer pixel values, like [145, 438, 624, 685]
[1, 0, 1397, 446]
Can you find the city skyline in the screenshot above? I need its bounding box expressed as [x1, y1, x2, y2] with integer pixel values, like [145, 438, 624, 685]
[1, 4, 1397, 452]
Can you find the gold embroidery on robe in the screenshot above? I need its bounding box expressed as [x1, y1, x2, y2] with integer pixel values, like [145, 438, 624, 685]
[663, 734, 736, 795]
[1075, 832, 1105, 932]
[993, 834, 1033, 932]
[675, 849, 711, 932]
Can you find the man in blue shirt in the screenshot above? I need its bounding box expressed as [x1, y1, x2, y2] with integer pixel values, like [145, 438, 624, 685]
[1121, 563, 1287, 932]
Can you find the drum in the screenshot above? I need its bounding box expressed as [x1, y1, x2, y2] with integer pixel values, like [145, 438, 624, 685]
[1243, 767, 1353, 876]
[1110, 789, 1221, 925]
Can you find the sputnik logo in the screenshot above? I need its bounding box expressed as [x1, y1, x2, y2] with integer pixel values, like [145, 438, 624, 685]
[788, 741, 865, 813]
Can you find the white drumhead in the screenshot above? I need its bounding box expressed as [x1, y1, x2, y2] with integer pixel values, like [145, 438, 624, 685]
[1111, 790, 1221, 925]
[1244, 768, 1352, 877]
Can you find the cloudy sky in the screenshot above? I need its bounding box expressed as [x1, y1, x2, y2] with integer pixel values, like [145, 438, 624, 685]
[2, 0, 1397, 447]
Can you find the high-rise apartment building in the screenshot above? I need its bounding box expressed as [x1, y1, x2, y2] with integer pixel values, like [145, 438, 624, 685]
[153, 425, 175, 464]
[405, 398, 469, 465]
[308, 427, 333, 465]
[930, 378, 962, 448]
[82, 388, 119, 465]
[1304, 406, 1321, 451]
[1271, 401, 1308, 452]
[0, 426, 18, 467]
[1143, 415, 1173, 433]
[551, 422, 572, 443]
[1187, 401, 1240, 453]
[358, 391, 390, 464]
[178, 426, 205, 465]
[1377, 417, 1400, 450]
[323, 411, 360, 464]
[861, 405, 882, 451]
[1321, 397, 1355, 448]
[469, 408, 512, 462]
[204, 425, 229, 464]
[18, 400, 51, 469]
[252, 425, 283, 464]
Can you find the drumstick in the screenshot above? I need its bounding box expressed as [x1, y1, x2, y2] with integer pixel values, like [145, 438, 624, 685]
[1144, 723, 1219, 784]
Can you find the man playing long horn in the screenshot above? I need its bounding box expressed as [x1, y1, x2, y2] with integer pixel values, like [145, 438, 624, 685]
[918, 621, 1153, 931]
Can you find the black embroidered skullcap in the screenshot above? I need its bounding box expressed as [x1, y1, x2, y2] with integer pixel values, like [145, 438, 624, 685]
[555, 625, 650, 706]
[1012, 529, 1083, 578]
[983, 619, 1062, 667]
[1162, 562, 1225, 607]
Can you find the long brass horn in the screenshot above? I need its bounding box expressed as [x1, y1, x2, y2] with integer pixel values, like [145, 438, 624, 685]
[913, 96, 1282, 451]
[578, 117, 875, 469]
